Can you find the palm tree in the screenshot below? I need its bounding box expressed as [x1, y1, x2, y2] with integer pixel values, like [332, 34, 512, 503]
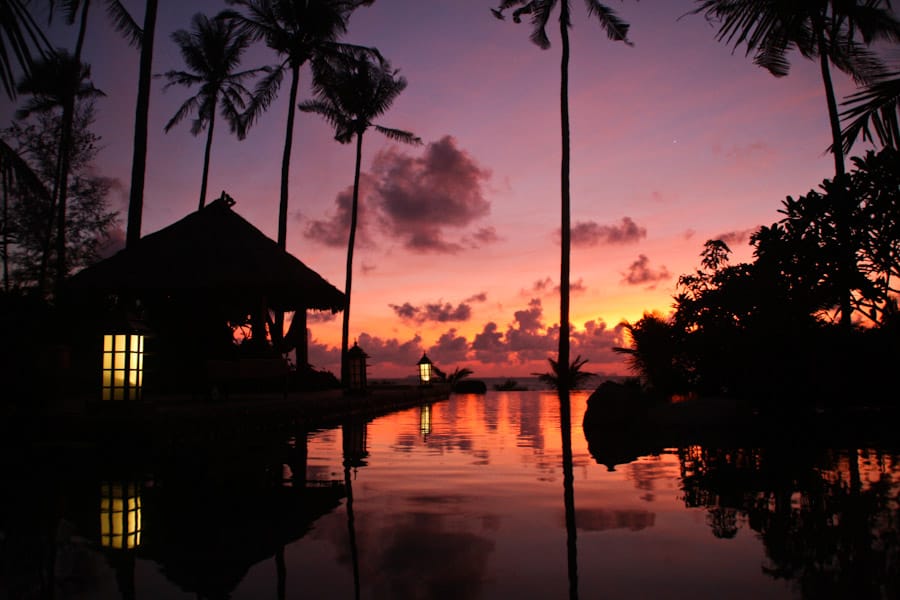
[15, 50, 104, 293]
[492, 1, 631, 390]
[223, 0, 375, 250]
[839, 69, 900, 152]
[0, 0, 52, 99]
[690, 0, 900, 327]
[222, 0, 374, 352]
[126, 0, 157, 249]
[160, 12, 263, 210]
[299, 52, 420, 386]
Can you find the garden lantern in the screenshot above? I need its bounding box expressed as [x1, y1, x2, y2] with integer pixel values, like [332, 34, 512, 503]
[346, 342, 369, 391]
[417, 353, 434, 384]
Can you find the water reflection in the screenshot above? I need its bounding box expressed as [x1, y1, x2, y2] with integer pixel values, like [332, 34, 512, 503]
[677, 445, 900, 598]
[1, 392, 898, 598]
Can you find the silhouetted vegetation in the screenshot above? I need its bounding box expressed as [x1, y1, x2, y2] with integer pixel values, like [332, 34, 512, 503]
[493, 1, 632, 390]
[678, 445, 900, 598]
[299, 49, 419, 387]
[617, 148, 900, 410]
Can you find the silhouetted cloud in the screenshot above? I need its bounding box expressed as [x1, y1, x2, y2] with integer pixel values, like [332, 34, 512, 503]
[505, 298, 556, 361]
[370, 135, 493, 253]
[471, 322, 505, 363]
[303, 174, 375, 247]
[356, 332, 424, 367]
[390, 293, 487, 324]
[621, 254, 670, 287]
[522, 277, 586, 297]
[307, 311, 337, 324]
[429, 328, 470, 364]
[565, 217, 647, 247]
[715, 227, 757, 247]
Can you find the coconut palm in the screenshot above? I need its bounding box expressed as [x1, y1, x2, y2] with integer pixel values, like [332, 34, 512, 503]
[223, 0, 375, 250]
[690, 0, 900, 178]
[160, 12, 263, 210]
[493, 1, 632, 390]
[126, 0, 157, 249]
[1, 0, 52, 99]
[690, 0, 900, 327]
[839, 69, 900, 152]
[15, 50, 104, 292]
[299, 52, 420, 386]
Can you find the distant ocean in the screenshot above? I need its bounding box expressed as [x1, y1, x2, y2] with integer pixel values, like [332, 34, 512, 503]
[370, 374, 632, 391]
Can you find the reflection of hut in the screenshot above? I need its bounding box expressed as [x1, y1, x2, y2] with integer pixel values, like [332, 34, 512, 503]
[67, 194, 344, 393]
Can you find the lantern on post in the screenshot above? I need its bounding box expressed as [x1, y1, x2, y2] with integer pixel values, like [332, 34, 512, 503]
[101, 312, 148, 402]
[417, 353, 434, 385]
[346, 342, 369, 392]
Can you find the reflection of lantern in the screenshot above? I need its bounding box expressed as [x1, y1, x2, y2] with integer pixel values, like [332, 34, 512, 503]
[346, 342, 369, 391]
[101, 332, 144, 401]
[417, 353, 434, 384]
[419, 404, 432, 440]
[100, 482, 142, 550]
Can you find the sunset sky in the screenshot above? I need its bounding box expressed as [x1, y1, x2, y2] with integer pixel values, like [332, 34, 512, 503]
[1, 0, 874, 378]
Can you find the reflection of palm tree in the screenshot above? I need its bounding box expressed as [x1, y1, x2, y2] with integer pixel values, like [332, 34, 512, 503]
[160, 12, 263, 210]
[300, 52, 420, 385]
[493, 1, 631, 388]
[15, 51, 104, 292]
[690, 0, 900, 327]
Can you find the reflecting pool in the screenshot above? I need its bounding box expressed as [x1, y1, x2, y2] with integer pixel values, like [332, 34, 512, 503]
[1, 390, 898, 599]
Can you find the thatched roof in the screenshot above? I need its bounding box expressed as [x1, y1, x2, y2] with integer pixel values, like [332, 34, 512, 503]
[67, 195, 344, 312]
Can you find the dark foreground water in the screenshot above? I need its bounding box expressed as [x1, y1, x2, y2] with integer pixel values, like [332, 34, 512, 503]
[2, 390, 898, 599]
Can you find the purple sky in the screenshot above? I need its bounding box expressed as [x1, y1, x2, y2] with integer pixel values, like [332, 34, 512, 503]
[2, 0, 874, 378]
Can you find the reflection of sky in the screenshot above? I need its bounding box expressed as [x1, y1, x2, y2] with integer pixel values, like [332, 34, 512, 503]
[286, 391, 794, 598]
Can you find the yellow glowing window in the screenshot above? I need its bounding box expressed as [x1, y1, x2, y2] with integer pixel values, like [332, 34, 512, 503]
[101, 333, 144, 401]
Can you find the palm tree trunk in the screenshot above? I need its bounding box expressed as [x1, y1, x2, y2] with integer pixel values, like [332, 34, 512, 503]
[558, 8, 578, 600]
[278, 62, 300, 249]
[198, 107, 215, 210]
[341, 131, 363, 386]
[2, 168, 9, 292]
[558, 6, 572, 388]
[126, 0, 158, 249]
[814, 12, 853, 329]
[52, 99, 75, 295]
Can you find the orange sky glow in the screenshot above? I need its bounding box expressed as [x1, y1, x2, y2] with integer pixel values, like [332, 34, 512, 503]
[2, 1, 877, 379]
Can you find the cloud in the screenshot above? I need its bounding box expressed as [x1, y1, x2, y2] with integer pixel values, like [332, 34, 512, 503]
[471, 322, 506, 363]
[522, 277, 586, 297]
[356, 332, 424, 367]
[621, 255, 671, 287]
[307, 310, 338, 324]
[304, 174, 375, 247]
[370, 135, 493, 253]
[567, 217, 647, 248]
[428, 329, 470, 364]
[715, 227, 758, 248]
[390, 293, 487, 324]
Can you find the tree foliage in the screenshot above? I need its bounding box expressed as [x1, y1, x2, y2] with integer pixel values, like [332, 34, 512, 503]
[2, 103, 118, 289]
[619, 148, 900, 407]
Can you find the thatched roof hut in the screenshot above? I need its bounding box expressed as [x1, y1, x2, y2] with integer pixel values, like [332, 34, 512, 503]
[67, 194, 344, 313]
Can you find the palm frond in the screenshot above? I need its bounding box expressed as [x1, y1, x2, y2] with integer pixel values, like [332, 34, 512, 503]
[839, 71, 900, 153]
[0, 0, 53, 99]
[374, 125, 421, 145]
[0, 137, 51, 206]
[104, 0, 142, 49]
[584, 0, 632, 45]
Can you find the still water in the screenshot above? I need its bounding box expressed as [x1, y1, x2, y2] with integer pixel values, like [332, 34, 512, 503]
[2, 390, 898, 599]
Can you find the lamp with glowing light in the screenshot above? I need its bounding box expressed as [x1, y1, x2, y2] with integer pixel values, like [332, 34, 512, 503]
[346, 342, 369, 392]
[101, 331, 144, 401]
[100, 482, 142, 550]
[417, 353, 434, 385]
